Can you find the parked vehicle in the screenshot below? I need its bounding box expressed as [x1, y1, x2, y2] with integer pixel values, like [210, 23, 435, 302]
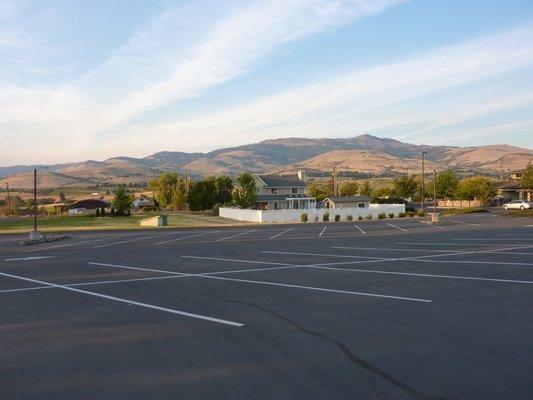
[502, 200, 532, 210]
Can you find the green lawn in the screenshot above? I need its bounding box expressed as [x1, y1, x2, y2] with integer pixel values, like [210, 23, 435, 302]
[440, 208, 489, 215]
[0, 212, 247, 234]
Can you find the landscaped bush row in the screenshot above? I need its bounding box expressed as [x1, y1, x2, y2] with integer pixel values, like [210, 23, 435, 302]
[298, 211, 424, 222]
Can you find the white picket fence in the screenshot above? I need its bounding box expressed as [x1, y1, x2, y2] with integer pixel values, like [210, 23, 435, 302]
[219, 204, 405, 223]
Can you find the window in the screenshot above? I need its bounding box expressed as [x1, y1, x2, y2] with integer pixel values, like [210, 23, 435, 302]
[292, 188, 298, 194]
[271, 188, 278, 194]
[357, 203, 366, 208]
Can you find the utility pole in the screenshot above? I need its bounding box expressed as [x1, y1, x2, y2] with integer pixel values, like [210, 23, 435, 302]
[33, 168, 37, 232]
[421, 151, 427, 212]
[433, 169, 437, 217]
[332, 166, 338, 196]
[5, 182, 10, 217]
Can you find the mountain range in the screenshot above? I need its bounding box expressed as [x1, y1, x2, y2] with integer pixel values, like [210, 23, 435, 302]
[1, 135, 532, 189]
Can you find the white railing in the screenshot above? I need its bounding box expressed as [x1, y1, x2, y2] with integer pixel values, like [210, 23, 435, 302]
[220, 204, 405, 223]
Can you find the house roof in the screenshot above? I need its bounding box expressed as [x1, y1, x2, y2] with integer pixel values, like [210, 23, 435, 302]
[69, 199, 110, 209]
[256, 194, 314, 202]
[256, 175, 306, 188]
[324, 196, 370, 203]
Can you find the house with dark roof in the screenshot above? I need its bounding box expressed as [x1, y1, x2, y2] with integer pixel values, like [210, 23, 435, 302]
[254, 174, 316, 210]
[323, 196, 370, 209]
[496, 181, 532, 202]
[68, 199, 110, 216]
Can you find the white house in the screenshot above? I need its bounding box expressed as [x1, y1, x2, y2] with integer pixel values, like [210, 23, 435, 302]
[254, 174, 316, 210]
[323, 196, 370, 209]
[132, 198, 155, 209]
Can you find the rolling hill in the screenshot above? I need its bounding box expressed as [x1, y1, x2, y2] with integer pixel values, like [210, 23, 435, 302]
[0, 135, 531, 188]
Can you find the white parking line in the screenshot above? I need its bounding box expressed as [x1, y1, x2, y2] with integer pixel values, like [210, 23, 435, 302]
[333, 246, 460, 253]
[4, 256, 55, 262]
[156, 231, 220, 245]
[456, 221, 481, 227]
[424, 224, 446, 229]
[353, 224, 367, 235]
[452, 238, 533, 241]
[304, 265, 533, 284]
[0, 270, 243, 327]
[215, 229, 258, 242]
[387, 223, 407, 232]
[181, 255, 290, 266]
[318, 227, 327, 237]
[88, 262, 431, 303]
[270, 228, 293, 240]
[261, 250, 385, 260]
[94, 234, 163, 248]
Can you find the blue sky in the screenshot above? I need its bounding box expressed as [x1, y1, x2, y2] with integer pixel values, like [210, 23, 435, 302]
[1, 0, 532, 165]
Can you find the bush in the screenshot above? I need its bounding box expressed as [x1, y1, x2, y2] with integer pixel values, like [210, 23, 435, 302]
[399, 212, 406, 218]
[405, 206, 416, 213]
[110, 207, 116, 217]
[211, 204, 220, 216]
[100, 208, 106, 217]
[358, 216, 363, 221]
[313, 215, 319, 223]
[334, 214, 340, 222]
[365, 214, 373, 220]
[388, 213, 394, 219]
[322, 212, 329, 222]
[95, 208, 101, 217]
[408, 211, 415, 217]
[378, 212, 386, 219]
[417, 210, 426, 217]
[300, 213, 308, 223]
[347, 215, 353, 221]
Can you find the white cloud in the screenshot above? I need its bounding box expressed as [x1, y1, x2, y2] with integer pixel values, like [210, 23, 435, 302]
[0, 0, 404, 165]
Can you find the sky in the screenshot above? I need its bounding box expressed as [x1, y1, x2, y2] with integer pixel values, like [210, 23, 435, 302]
[1, 0, 533, 166]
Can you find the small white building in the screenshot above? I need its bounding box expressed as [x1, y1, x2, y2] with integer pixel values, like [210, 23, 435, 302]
[323, 196, 370, 209]
[132, 198, 155, 209]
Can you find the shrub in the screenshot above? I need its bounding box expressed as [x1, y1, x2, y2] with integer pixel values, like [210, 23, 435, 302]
[322, 212, 329, 222]
[365, 214, 373, 220]
[358, 216, 363, 221]
[211, 204, 220, 216]
[110, 207, 116, 217]
[95, 208, 101, 217]
[378, 212, 386, 219]
[334, 214, 340, 222]
[399, 212, 406, 218]
[408, 211, 415, 217]
[100, 208, 106, 217]
[388, 213, 394, 219]
[417, 210, 426, 217]
[405, 206, 416, 213]
[347, 215, 353, 221]
[313, 215, 319, 223]
[301, 213, 308, 223]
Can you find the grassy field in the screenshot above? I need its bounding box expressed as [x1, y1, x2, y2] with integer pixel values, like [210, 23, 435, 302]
[440, 208, 489, 215]
[0, 212, 247, 234]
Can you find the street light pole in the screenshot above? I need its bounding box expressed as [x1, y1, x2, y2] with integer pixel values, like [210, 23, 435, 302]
[421, 151, 427, 212]
[5, 182, 9, 217]
[33, 168, 37, 231]
[433, 169, 437, 217]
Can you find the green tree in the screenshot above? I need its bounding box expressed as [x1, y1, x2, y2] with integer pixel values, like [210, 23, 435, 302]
[359, 180, 372, 197]
[188, 177, 218, 211]
[112, 186, 134, 215]
[455, 176, 496, 205]
[338, 181, 359, 196]
[215, 175, 234, 205]
[232, 172, 257, 209]
[149, 172, 187, 209]
[308, 182, 332, 202]
[392, 175, 418, 199]
[59, 190, 66, 202]
[521, 162, 533, 189]
[431, 170, 459, 199]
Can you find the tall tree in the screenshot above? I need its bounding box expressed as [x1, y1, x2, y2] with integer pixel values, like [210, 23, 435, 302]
[149, 172, 187, 209]
[308, 182, 332, 202]
[392, 175, 418, 199]
[112, 186, 134, 215]
[232, 172, 257, 209]
[188, 177, 218, 211]
[339, 181, 359, 196]
[521, 162, 533, 189]
[433, 170, 459, 199]
[359, 180, 372, 197]
[215, 175, 234, 205]
[455, 176, 496, 204]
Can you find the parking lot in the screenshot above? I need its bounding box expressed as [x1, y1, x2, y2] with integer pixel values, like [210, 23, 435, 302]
[1, 213, 532, 399]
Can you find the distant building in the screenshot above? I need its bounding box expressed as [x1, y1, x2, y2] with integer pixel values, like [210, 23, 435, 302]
[496, 181, 532, 202]
[132, 198, 154, 209]
[253, 174, 316, 210]
[323, 196, 370, 209]
[68, 199, 109, 216]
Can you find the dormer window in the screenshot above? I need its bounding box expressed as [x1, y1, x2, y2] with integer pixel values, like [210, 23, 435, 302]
[291, 188, 298, 194]
[271, 188, 278, 194]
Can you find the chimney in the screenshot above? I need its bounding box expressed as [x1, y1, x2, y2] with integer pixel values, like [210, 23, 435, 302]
[298, 170, 307, 182]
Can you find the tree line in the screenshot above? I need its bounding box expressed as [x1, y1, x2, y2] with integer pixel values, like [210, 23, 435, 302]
[148, 172, 258, 212]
